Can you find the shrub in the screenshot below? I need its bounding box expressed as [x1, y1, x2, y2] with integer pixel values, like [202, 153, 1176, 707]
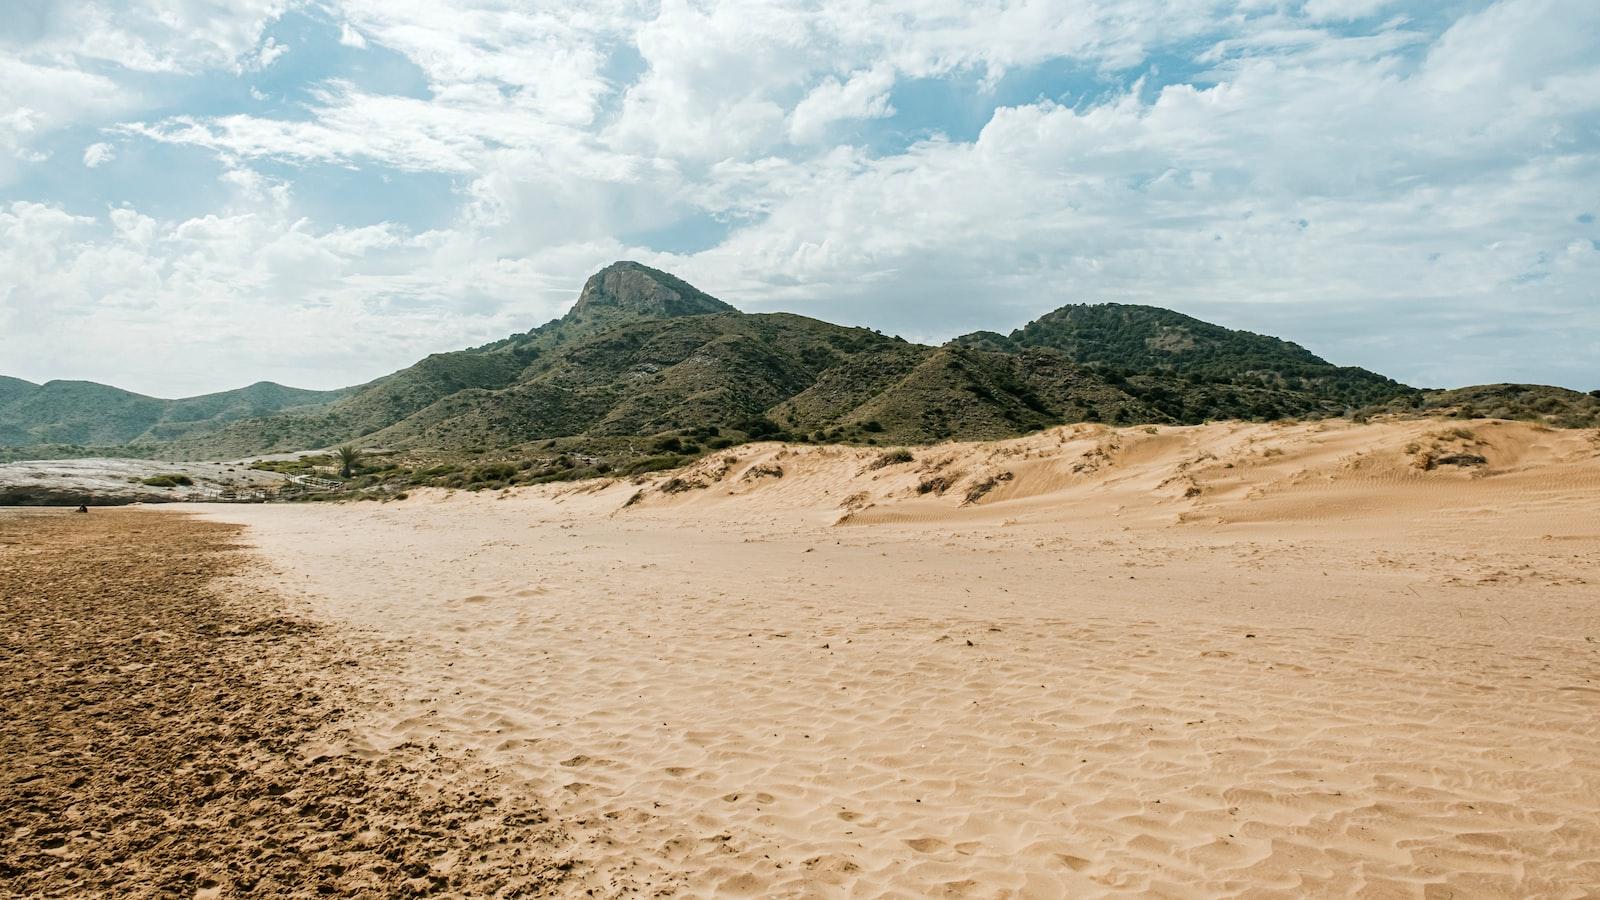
[917, 474, 955, 495]
[140, 474, 194, 488]
[742, 464, 784, 480]
[735, 417, 782, 438]
[963, 471, 1014, 504]
[469, 463, 518, 483]
[626, 455, 683, 476]
[868, 448, 914, 469]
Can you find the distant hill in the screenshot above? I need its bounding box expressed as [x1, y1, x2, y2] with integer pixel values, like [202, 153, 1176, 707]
[5, 262, 1586, 463]
[953, 303, 1412, 420]
[0, 378, 346, 448]
[1365, 383, 1600, 429]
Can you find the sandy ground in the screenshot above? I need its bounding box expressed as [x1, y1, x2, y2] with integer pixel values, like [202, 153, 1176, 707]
[0, 510, 571, 898]
[12, 418, 1598, 897]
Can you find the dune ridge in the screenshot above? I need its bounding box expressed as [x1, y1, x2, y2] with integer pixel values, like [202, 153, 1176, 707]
[198, 419, 1600, 897]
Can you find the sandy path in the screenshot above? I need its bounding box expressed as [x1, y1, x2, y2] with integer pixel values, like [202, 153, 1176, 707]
[197, 420, 1600, 897]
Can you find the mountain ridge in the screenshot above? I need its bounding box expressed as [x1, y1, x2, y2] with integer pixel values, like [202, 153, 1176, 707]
[5, 261, 1595, 460]
[0, 378, 348, 448]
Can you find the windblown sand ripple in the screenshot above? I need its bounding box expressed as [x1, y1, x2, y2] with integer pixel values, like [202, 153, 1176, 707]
[190, 419, 1600, 897]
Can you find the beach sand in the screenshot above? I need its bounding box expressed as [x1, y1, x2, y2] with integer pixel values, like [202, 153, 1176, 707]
[0, 510, 570, 897]
[9, 418, 1599, 896]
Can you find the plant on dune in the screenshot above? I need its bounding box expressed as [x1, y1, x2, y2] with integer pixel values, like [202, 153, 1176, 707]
[962, 471, 1014, 505]
[867, 448, 914, 470]
[335, 445, 362, 479]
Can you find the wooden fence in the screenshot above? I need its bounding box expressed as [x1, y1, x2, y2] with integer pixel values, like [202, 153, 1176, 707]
[180, 473, 347, 503]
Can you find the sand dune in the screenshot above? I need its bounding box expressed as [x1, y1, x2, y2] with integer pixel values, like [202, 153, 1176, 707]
[194, 419, 1600, 897]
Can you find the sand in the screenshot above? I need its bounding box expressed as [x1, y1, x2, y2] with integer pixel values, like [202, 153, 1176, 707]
[0, 510, 571, 897]
[11, 417, 1599, 896]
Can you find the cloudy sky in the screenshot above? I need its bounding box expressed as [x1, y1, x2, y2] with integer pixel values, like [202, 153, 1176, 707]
[2, 0, 1596, 397]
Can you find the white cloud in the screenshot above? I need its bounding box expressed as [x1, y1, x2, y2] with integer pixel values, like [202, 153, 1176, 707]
[0, 195, 586, 397]
[82, 142, 116, 168]
[250, 36, 290, 70]
[0, 57, 132, 183]
[3, 0, 1599, 394]
[5, 0, 292, 74]
[1302, 0, 1397, 21]
[788, 66, 897, 144]
[338, 22, 367, 48]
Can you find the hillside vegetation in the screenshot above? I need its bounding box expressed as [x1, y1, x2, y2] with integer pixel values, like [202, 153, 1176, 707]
[0, 379, 346, 448]
[955, 303, 1412, 412]
[4, 262, 1589, 472]
[1362, 383, 1600, 429]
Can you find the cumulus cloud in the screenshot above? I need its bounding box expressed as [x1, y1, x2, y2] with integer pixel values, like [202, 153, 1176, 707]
[1, 0, 292, 74]
[82, 142, 115, 168]
[0, 57, 132, 182]
[788, 66, 897, 144]
[0, 194, 603, 397]
[250, 36, 290, 70]
[3, 0, 1599, 394]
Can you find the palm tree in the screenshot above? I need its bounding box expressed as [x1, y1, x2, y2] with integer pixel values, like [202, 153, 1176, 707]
[335, 445, 362, 479]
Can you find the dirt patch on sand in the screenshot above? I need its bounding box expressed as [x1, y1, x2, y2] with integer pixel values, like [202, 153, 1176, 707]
[0, 510, 572, 898]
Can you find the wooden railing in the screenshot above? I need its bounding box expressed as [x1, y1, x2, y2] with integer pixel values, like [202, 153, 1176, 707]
[179, 473, 347, 503]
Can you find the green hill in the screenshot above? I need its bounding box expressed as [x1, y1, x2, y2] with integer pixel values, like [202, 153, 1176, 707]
[0, 379, 345, 448]
[1365, 383, 1600, 429]
[15, 261, 1586, 468]
[953, 302, 1414, 422]
[157, 261, 749, 457]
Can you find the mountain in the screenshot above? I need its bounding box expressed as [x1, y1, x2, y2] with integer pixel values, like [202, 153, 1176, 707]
[1368, 383, 1600, 429]
[14, 261, 1580, 464]
[156, 265, 1411, 458]
[0, 379, 346, 448]
[155, 262, 748, 457]
[560, 260, 737, 331]
[952, 302, 1413, 422]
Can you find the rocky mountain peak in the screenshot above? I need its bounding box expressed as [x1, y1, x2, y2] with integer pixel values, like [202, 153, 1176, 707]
[567, 261, 737, 325]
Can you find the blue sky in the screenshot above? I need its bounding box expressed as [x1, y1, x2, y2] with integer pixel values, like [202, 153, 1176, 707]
[1, 0, 1597, 397]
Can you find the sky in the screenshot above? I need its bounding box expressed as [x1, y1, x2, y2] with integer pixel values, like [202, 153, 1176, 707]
[1, 0, 1597, 398]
